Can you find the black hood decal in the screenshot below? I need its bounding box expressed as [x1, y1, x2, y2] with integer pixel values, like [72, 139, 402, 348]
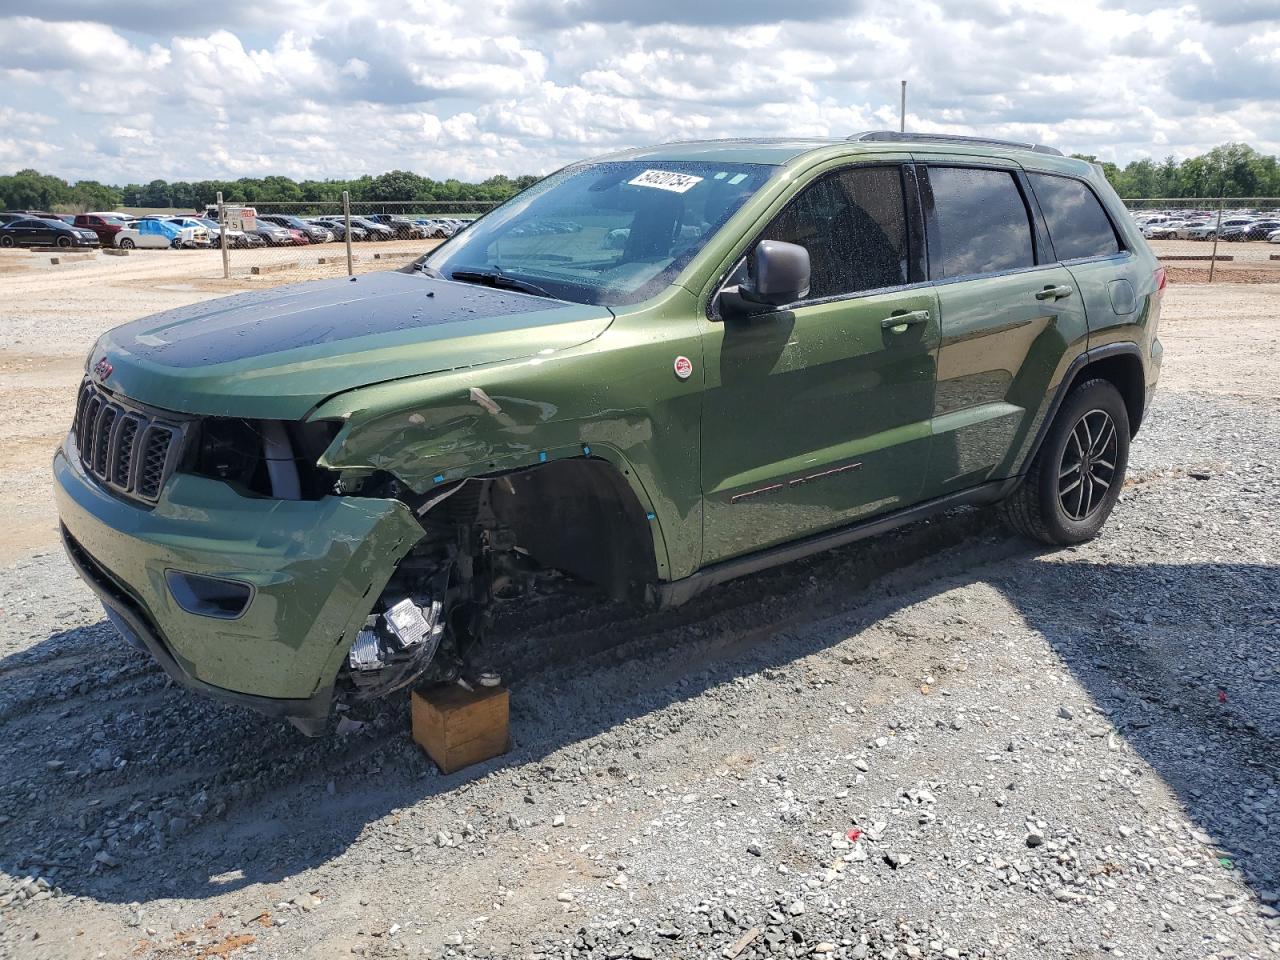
[112, 273, 552, 369]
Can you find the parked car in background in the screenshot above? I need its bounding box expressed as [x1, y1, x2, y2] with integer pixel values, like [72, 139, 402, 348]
[1268, 228, 1280, 243]
[0, 212, 28, 225]
[315, 215, 392, 241]
[191, 217, 262, 248]
[414, 218, 454, 238]
[1193, 216, 1255, 240]
[0, 217, 100, 248]
[258, 214, 335, 244]
[346, 216, 395, 241]
[309, 218, 366, 242]
[1181, 222, 1219, 240]
[72, 214, 128, 246]
[1225, 218, 1280, 241]
[114, 219, 203, 249]
[165, 218, 215, 248]
[1172, 220, 1210, 239]
[92, 212, 139, 224]
[251, 220, 296, 246]
[1142, 221, 1184, 239]
[365, 213, 429, 239]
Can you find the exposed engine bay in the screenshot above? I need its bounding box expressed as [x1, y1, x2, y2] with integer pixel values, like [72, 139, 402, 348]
[330, 458, 657, 710]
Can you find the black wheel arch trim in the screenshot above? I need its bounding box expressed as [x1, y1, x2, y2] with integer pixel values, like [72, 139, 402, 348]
[1017, 342, 1145, 480]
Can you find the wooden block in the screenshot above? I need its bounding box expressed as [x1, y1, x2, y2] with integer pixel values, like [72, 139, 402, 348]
[411, 684, 509, 774]
[250, 261, 298, 275]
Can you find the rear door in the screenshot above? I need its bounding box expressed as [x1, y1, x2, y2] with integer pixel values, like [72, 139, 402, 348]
[1023, 172, 1137, 354]
[10, 219, 39, 244]
[916, 161, 1090, 494]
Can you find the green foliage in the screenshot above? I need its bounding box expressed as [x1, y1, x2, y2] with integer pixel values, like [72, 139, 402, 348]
[0, 168, 537, 212]
[105, 170, 539, 209]
[1078, 142, 1280, 198]
[6, 143, 1279, 213]
[0, 169, 124, 212]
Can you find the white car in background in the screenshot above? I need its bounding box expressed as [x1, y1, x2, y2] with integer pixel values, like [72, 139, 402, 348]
[1143, 221, 1184, 239]
[113, 219, 207, 249]
[1268, 228, 1280, 243]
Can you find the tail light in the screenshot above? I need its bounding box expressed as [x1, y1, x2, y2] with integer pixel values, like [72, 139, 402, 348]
[1153, 266, 1167, 295]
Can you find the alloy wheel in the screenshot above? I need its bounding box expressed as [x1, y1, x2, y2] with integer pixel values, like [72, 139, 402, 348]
[1058, 408, 1118, 521]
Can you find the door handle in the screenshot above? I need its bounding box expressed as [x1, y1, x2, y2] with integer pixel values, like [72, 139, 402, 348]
[1035, 284, 1074, 301]
[881, 309, 931, 330]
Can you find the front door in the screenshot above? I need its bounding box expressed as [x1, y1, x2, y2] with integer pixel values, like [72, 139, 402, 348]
[700, 163, 939, 564]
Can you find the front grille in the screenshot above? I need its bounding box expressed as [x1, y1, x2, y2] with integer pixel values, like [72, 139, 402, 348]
[72, 380, 187, 504]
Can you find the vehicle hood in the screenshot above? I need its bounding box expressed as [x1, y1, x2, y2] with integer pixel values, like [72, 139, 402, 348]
[92, 271, 614, 419]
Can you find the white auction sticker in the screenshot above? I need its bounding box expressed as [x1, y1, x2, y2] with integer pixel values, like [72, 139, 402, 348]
[628, 169, 704, 193]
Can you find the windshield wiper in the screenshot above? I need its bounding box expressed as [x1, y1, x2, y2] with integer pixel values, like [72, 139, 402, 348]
[450, 268, 553, 299]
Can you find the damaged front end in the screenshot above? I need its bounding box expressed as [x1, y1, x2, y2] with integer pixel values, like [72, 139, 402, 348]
[334, 477, 512, 703]
[58, 375, 659, 735]
[184, 413, 523, 710]
[327, 455, 659, 716]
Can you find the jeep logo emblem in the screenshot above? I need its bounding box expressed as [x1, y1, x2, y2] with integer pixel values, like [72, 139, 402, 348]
[93, 357, 113, 381]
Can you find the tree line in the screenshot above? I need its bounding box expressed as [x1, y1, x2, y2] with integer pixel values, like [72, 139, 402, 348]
[0, 169, 541, 213]
[4, 142, 1280, 213]
[1071, 142, 1280, 198]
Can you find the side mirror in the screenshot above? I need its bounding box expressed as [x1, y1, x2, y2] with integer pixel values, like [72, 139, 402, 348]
[739, 240, 810, 307]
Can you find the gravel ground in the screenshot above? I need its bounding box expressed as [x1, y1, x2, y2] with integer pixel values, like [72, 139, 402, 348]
[0, 279, 1277, 960]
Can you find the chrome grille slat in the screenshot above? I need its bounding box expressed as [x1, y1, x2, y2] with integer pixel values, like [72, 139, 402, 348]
[72, 380, 186, 504]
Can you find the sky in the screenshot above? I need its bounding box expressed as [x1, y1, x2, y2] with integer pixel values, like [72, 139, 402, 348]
[1, 0, 1278, 184]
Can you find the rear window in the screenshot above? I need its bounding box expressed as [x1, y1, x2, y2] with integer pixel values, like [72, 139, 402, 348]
[1029, 173, 1121, 261]
[927, 167, 1035, 278]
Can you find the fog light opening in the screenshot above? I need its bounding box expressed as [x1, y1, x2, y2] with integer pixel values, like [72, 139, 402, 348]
[164, 570, 253, 620]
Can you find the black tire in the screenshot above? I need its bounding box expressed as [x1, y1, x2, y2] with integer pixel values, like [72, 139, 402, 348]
[0, 236, 12, 248]
[1001, 378, 1131, 545]
[119, 237, 135, 249]
[57, 235, 72, 248]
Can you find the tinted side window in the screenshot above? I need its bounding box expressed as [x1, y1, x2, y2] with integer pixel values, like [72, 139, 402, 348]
[927, 167, 1035, 278]
[1029, 173, 1121, 260]
[762, 165, 908, 299]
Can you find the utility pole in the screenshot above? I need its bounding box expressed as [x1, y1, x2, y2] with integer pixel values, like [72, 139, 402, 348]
[900, 80, 907, 133]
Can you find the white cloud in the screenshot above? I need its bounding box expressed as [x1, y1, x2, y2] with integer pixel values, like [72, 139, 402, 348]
[0, 0, 1277, 184]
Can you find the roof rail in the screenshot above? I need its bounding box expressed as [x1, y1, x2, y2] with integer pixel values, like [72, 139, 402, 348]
[848, 131, 1064, 157]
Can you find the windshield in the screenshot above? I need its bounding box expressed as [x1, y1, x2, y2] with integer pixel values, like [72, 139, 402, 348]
[423, 160, 776, 307]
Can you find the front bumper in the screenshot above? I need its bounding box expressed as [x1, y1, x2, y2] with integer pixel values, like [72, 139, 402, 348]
[53, 443, 424, 715]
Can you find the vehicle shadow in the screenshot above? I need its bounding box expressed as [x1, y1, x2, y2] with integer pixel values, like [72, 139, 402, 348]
[0, 525, 1275, 910]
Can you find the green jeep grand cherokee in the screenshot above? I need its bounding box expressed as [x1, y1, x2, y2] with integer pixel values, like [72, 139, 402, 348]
[54, 132, 1163, 734]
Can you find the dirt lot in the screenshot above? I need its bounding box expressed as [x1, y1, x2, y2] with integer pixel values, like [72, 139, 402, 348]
[0, 250, 1277, 959]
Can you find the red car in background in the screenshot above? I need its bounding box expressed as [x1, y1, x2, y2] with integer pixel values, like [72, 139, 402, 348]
[73, 214, 127, 246]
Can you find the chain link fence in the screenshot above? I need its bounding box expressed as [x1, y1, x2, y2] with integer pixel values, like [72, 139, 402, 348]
[1121, 197, 1280, 283]
[206, 191, 500, 280]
